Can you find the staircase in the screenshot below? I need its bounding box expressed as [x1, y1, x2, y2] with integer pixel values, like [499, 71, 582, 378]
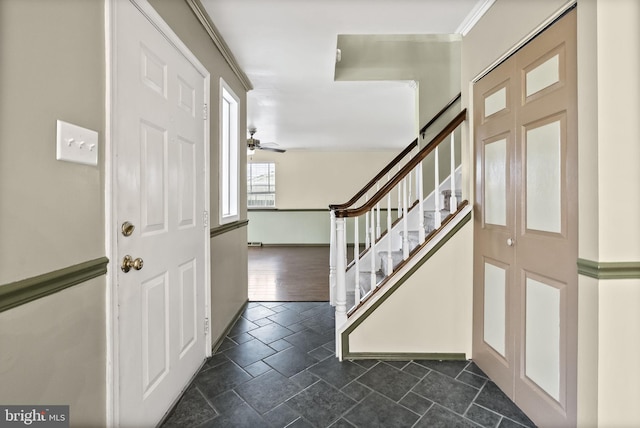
[342, 173, 466, 310]
[329, 97, 468, 359]
[353, 193, 462, 310]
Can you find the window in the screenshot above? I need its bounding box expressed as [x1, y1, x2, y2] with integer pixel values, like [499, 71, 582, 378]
[220, 79, 239, 223]
[247, 162, 276, 208]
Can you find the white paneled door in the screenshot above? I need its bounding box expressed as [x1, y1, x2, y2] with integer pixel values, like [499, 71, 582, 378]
[112, 1, 209, 426]
[473, 9, 577, 427]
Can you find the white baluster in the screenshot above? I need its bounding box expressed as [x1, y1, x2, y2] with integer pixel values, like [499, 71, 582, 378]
[335, 217, 347, 338]
[418, 161, 425, 243]
[450, 132, 458, 214]
[386, 190, 393, 276]
[354, 216, 360, 305]
[434, 146, 442, 228]
[376, 183, 381, 239]
[408, 154, 413, 205]
[364, 194, 370, 248]
[397, 165, 402, 211]
[402, 178, 409, 260]
[370, 207, 376, 290]
[343, 213, 348, 267]
[329, 210, 336, 306]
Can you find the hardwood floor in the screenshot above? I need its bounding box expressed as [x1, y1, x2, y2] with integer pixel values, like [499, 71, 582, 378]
[248, 245, 329, 301]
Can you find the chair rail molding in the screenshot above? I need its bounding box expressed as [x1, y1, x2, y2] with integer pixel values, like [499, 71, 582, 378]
[0, 257, 109, 313]
[577, 258, 640, 280]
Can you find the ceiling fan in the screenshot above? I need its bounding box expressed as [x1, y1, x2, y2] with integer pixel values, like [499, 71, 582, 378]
[247, 128, 286, 153]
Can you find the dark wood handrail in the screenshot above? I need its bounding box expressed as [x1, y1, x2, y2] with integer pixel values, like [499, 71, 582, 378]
[329, 92, 462, 211]
[334, 109, 467, 218]
[419, 93, 461, 138]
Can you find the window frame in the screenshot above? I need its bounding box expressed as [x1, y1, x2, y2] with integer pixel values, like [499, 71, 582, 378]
[219, 78, 240, 224]
[247, 162, 276, 209]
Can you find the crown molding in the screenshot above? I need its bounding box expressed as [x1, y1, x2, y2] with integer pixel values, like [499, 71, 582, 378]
[186, 0, 253, 91]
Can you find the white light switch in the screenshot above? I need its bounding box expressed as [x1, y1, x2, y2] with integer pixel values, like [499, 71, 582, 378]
[56, 120, 99, 166]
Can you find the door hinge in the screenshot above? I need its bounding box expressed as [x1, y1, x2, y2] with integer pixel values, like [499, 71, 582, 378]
[203, 103, 208, 120]
[203, 211, 209, 228]
[204, 318, 210, 334]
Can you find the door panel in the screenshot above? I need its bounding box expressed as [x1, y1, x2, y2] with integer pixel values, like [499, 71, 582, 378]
[524, 274, 563, 402]
[141, 272, 170, 395]
[524, 117, 564, 234]
[140, 120, 169, 234]
[483, 260, 508, 358]
[179, 258, 198, 357]
[473, 56, 517, 393]
[114, 1, 208, 425]
[484, 136, 508, 227]
[473, 8, 577, 427]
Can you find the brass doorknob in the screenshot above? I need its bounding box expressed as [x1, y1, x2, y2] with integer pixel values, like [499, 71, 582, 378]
[121, 255, 144, 273]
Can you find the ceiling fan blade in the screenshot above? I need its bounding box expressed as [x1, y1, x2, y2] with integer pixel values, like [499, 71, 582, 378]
[259, 146, 286, 153]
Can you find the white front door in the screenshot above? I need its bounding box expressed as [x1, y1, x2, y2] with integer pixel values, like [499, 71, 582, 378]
[112, 1, 209, 425]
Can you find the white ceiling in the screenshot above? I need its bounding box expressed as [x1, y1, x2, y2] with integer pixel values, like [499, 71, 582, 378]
[201, 0, 484, 151]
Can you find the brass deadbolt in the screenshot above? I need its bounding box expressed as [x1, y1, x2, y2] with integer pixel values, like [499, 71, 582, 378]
[121, 221, 135, 237]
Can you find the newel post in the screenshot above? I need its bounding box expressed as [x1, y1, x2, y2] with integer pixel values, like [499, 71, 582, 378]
[329, 209, 337, 306]
[334, 216, 347, 343]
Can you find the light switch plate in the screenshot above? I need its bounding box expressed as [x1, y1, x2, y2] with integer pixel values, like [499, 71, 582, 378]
[56, 120, 99, 166]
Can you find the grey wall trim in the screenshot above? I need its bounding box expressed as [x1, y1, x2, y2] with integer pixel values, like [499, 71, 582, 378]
[0, 257, 109, 313]
[341, 211, 472, 358]
[577, 258, 640, 280]
[260, 243, 330, 248]
[185, 0, 253, 91]
[211, 300, 248, 353]
[347, 352, 466, 361]
[210, 219, 249, 238]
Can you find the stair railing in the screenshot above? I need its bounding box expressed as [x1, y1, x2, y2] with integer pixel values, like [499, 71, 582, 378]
[328, 93, 461, 307]
[330, 109, 467, 328]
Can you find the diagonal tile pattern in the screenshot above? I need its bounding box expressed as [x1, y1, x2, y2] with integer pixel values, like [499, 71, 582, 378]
[161, 302, 536, 428]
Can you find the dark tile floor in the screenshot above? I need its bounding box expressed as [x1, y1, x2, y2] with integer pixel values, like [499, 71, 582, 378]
[162, 302, 536, 428]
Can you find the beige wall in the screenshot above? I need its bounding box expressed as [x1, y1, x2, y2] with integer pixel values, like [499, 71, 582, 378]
[0, 0, 107, 425]
[149, 0, 250, 346]
[578, 0, 640, 425]
[249, 150, 397, 209]
[347, 221, 473, 355]
[247, 150, 397, 244]
[0, 279, 106, 427]
[210, 228, 248, 341]
[594, 0, 640, 262]
[0, 0, 105, 284]
[585, 0, 640, 425]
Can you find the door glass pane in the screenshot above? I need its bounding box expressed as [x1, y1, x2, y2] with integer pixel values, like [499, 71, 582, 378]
[485, 87, 507, 117]
[526, 54, 559, 97]
[484, 138, 507, 226]
[484, 262, 506, 357]
[526, 277, 561, 401]
[526, 121, 561, 233]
